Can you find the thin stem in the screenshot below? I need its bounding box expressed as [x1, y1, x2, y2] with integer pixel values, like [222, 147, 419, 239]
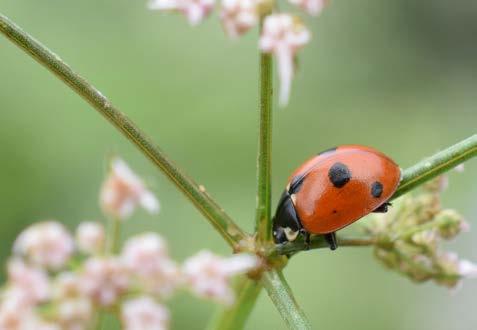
[391, 134, 477, 200]
[262, 269, 312, 330]
[255, 16, 274, 242]
[0, 13, 247, 247]
[207, 278, 262, 330]
[274, 134, 477, 255]
[107, 219, 121, 254]
[274, 236, 374, 255]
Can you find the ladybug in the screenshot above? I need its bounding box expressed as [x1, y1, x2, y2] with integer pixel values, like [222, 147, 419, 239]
[272, 145, 401, 250]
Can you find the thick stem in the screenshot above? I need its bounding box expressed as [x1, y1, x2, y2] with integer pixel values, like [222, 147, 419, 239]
[207, 278, 262, 330]
[262, 269, 312, 330]
[255, 17, 274, 242]
[0, 13, 247, 247]
[391, 134, 477, 200]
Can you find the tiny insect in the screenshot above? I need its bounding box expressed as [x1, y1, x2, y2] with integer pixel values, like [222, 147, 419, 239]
[272, 145, 401, 250]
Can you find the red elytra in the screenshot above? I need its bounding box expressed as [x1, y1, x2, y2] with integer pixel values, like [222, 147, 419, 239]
[272, 145, 401, 249]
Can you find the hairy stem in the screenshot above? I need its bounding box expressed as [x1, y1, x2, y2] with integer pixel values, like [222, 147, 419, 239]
[391, 134, 477, 200]
[207, 278, 262, 330]
[0, 13, 247, 247]
[262, 269, 312, 330]
[255, 17, 274, 242]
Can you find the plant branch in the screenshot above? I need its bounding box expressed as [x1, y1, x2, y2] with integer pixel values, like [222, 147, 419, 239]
[255, 17, 274, 242]
[207, 278, 262, 330]
[0, 13, 247, 247]
[262, 269, 312, 330]
[391, 134, 477, 200]
[274, 236, 375, 255]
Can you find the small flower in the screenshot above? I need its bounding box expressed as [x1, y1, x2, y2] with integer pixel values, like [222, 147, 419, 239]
[80, 257, 130, 306]
[100, 158, 160, 220]
[148, 0, 215, 26]
[288, 0, 327, 16]
[182, 250, 259, 305]
[56, 298, 93, 330]
[7, 259, 50, 305]
[13, 221, 74, 270]
[121, 233, 179, 298]
[76, 222, 105, 255]
[121, 296, 169, 330]
[458, 259, 477, 278]
[220, 0, 259, 38]
[259, 14, 311, 106]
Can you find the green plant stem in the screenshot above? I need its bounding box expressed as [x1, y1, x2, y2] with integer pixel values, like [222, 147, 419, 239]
[274, 134, 477, 255]
[207, 278, 262, 330]
[255, 17, 274, 242]
[107, 218, 121, 254]
[0, 13, 247, 247]
[262, 269, 312, 330]
[274, 236, 375, 255]
[391, 134, 477, 200]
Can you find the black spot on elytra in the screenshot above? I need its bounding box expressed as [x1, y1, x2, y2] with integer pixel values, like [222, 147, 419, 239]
[328, 162, 351, 188]
[371, 181, 383, 198]
[332, 209, 338, 214]
[288, 175, 305, 194]
[318, 147, 337, 156]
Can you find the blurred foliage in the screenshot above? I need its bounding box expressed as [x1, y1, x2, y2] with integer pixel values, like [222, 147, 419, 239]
[0, 0, 476, 329]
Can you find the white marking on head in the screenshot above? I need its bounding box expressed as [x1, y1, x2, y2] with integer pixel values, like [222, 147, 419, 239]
[284, 227, 299, 241]
[290, 194, 297, 205]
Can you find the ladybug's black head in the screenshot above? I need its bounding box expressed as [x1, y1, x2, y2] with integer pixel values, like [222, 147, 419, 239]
[272, 190, 303, 244]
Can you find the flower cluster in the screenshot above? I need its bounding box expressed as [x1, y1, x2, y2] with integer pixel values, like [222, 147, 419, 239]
[0, 158, 260, 329]
[363, 175, 476, 289]
[148, 0, 328, 106]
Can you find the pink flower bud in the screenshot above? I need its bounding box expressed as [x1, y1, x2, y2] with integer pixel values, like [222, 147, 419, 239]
[100, 158, 160, 220]
[288, 0, 327, 16]
[76, 222, 105, 255]
[182, 251, 259, 305]
[122, 296, 169, 330]
[7, 259, 50, 305]
[121, 233, 179, 298]
[148, 0, 215, 26]
[259, 14, 311, 106]
[220, 0, 259, 38]
[13, 221, 74, 270]
[80, 257, 130, 306]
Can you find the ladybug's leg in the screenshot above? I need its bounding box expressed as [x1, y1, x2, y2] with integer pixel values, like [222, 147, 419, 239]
[324, 232, 338, 251]
[299, 229, 311, 250]
[373, 202, 392, 213]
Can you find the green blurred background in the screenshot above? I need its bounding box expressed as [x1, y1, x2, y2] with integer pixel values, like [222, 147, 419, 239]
[1, 0, 476, 329]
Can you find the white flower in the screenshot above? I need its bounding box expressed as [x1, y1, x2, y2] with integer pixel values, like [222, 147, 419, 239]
[76, 222, 105, 255]
[7, 259, 50, 305]
[13, 221, 74, 270]
[57, 298, 93, 330]
[259, 14, 311, 106]
[80, 257, 130, 306]
[220, 0, 259, 38]
[122, 296, 169, 330]
[121, 233, 179, 298]
[0, 305, 57, 330]
[100, 158, 160, 220]
[458, 260, 477, 278]
[182, 250, 259, 305]
[288, 0, 327, 16]
[148, 0, 215, 26]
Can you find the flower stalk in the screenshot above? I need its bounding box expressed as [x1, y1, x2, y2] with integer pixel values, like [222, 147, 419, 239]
[0, 12, 247, 247]
[255, 13, 274, 243]
[262, 269, 312, 330]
